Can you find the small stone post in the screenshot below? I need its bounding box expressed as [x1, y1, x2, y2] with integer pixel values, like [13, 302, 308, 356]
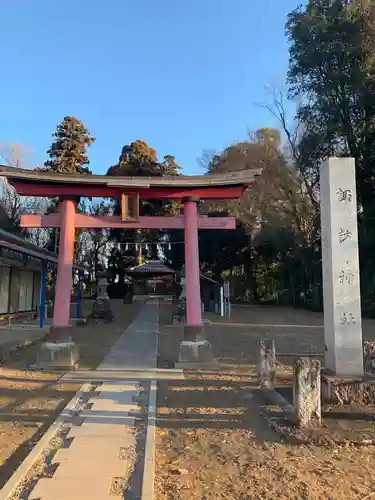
[293, 358, 321, 428]
[258, 339, 276, 387]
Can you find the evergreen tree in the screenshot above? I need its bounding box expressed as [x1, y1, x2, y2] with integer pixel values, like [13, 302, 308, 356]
[161, 155, 183, 176]
[106, 140, 183, 285]
[42, 116, 95, 174]
[107, 140, 160, 177]
[286, 0, 375, 312]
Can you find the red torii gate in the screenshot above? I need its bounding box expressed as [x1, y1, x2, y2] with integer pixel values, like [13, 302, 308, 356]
[0, 166, 260, 364]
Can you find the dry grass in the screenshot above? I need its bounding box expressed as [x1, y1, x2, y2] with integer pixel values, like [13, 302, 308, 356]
[155, 302, 375, 500]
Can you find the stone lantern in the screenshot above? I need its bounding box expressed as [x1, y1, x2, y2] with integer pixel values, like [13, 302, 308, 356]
[89, 269, 113, 322]
[97, 270, 109, 300]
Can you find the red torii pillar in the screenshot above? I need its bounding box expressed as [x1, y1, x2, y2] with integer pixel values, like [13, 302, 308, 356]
[183, 197, 202, 327]
[50, 197, 77, 341]
[177, 196, 217, 367]
[21, 202, 234, 365]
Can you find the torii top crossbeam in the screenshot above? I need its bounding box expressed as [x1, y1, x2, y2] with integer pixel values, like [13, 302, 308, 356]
[0, 165, 260, 199]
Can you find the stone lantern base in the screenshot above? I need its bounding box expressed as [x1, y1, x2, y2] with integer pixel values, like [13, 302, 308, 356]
[90, 297, 113, 322]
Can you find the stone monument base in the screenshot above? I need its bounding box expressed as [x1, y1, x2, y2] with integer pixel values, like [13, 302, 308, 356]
[175, 340, 218, 369]
[322, 372, 375, 405]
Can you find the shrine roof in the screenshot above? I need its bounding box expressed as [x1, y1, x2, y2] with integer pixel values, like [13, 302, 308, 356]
[127, 260, 175, 275]
[0, 165, 261, 188]
[0, 165, 260, 188]
[0, 165, 261, 199]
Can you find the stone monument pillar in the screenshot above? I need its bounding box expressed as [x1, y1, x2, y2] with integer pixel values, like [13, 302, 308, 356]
[320, 157, 363, 376]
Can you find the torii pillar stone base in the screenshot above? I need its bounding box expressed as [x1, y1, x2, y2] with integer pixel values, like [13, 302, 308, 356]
[176, 325, 218, 369]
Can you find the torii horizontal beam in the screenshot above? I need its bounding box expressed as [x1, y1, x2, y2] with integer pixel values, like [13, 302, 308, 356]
[21, 214, 236, 230]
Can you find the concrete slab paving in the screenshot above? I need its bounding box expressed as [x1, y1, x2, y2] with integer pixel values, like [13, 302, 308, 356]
[30, 477, 117, 500]
[67, 422, 127, 438]
[29, 300, 159, 500]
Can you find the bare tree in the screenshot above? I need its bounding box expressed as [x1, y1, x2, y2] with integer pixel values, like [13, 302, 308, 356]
[0, 143, 33, 228]
[258, 84, 320, 209]
[0, 142, 51, 237]
[77, 200, 112, 281]
[202, 126, 318, 245]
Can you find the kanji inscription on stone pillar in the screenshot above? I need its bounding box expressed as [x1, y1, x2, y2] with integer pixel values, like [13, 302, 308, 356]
[320, 157, 363, 376]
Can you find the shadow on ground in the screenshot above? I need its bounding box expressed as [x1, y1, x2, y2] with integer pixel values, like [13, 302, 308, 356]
[156, 302, 375, 500]
[0, 300, 143, 489]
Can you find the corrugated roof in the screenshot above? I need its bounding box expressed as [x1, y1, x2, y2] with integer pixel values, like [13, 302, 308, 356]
[0, 228, 85, 271]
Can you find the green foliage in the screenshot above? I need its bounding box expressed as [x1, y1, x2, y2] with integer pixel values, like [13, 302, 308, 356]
[287, 0, 375, 207]
[161, 155, 183, 176]
[106, 140, 183, 283]
[42, 116, 95, 174]
[199, 215, 249, 280]
[284, 0, 375, 313]
[107, 140, 160, 177]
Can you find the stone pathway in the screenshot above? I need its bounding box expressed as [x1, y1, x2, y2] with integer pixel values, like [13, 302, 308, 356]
[29, 300, 160, 500]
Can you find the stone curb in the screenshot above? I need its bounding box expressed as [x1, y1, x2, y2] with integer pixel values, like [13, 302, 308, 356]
[141, 300, 185, 499]
[0, 381, 91, 500]
[141, 299, 160, 500]
[141, 379, 157, 500]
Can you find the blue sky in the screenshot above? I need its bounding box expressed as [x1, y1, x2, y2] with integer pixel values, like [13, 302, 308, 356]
[1, 0, 301, 175]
